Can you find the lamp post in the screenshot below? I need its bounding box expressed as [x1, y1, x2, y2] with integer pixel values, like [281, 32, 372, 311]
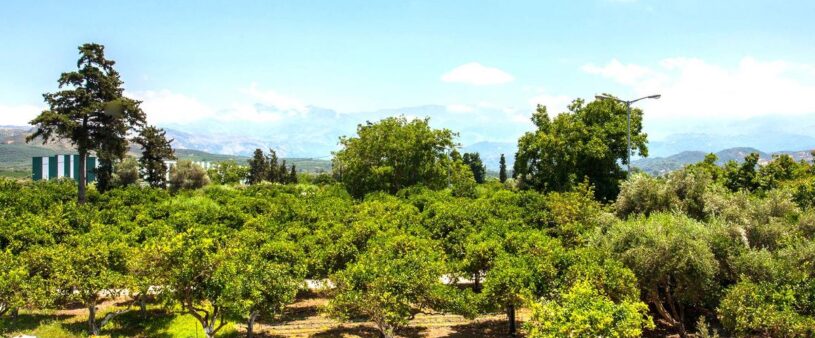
[594, 94, 661, 172]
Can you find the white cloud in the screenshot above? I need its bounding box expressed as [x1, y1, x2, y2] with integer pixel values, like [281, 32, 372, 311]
[582, 57, 815, 123]
[441, 62, 514, 85]
[0, 104, 43, 126]
[245, 82, 307, 112]
[219, 103, 284, 123]
[129, 89, 216, 125]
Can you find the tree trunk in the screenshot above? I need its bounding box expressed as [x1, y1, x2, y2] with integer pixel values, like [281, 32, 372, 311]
[473, 273, 481, 292]
[247, 311, 259, 338]
[88, 302, 99, 335]
[11, 307, 18, 317]
[138, 294, 147, 316]
[376, 319, 394, 338]
[507, 304, 517, 337]
[204, 326, 216, 338]
[78, 149, 87, 204]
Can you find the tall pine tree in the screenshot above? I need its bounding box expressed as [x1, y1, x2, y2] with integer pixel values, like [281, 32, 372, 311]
[28, 43, 146, 203]
[266, 149, 280, 182]
[247, 149, 268, 185]
[462, 152, 486, 184]
[134, 126, 176, 188]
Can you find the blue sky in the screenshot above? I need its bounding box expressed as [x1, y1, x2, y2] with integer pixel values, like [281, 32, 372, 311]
[2, 0, 815, 156]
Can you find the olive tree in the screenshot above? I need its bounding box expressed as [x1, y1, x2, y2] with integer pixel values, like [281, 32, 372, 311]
[604, 213, 719, 337]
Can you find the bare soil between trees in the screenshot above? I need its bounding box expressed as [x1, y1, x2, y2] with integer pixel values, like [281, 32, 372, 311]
[251, 292, 530, 337]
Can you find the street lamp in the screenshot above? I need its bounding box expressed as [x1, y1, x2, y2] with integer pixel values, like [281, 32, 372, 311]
[594, 94, 661, 172]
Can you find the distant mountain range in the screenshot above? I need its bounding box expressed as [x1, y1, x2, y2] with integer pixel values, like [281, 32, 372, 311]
[0, 126, 331, 176]
[3, 123, 814, 177]
[632, 147, 814, 175]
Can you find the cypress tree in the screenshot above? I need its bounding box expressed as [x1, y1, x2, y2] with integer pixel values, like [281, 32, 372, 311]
[499, 154, 508, 183]
[247, 148, 268, 184]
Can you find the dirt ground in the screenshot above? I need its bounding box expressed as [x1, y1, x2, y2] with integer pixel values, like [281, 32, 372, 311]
[247, 292, 529, 338]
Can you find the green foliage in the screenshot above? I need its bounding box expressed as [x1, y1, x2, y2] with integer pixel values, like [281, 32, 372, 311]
[462, 152, 486, 184]
[724, 152, 760, 192]
[603, 213, 719, 332]
[208, 160, 249, 185]
[327, 233, 447, 338]
[247, 148, 267, 185]
[616, 167, 713, 220]
[526, 280, 654, 338]
[499, 153, 508, 183]
[134, 125, 176, 188]
[718, 280, 815, 337]
[27, 43, 147, 203]
[450, 160, 477, 198]
[514, 99, 647, 201]
[112, 155, 140, 188]
[332, 116, 456, 198]
[480, 231, 564, 312]
[169, 160, 211, 192]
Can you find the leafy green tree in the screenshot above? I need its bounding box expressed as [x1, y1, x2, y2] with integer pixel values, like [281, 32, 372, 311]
[220, 228, 306, 338]
[526, 280, 654, 338]
[604, 213, 719, 336]
[208, 160, 249, 185]
[51, 222, 132, 335]
[247, 148, 268, 185]
[450, 160, 478, 198]
[28, 43, 146, 203]
[156, 226, 233, 338]
[267, 149, 282, 183]
[499, 153, 508, 183]
[481, 231, 564, 336]
[718, 280, 815, 336]
[462, 152, 486, 184]
[134, 125, 176, 188]
[169, 160, 210, 192]
[724, 152, 760, 192]
[327, 233, 447, 338]
[616, 167, 714, 221]
[0, 251, 27, 316]
[289, 164, 298, 184]
[514, 98, 647, 200]
[112, 156, 140, 187]
[332, 116, 456, 198]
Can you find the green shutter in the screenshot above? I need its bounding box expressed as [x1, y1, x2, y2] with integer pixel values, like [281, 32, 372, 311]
[86, 157, 96, 182]
[32, 157, 42, 180]
[49, 156, 58, 180]
[73, 155, 80, 182]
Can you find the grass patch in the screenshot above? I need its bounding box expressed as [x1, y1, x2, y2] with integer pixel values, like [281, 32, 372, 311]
[0, 305, 240, 338]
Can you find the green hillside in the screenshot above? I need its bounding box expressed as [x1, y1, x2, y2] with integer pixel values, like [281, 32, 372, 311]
[0, 144, 332, 178]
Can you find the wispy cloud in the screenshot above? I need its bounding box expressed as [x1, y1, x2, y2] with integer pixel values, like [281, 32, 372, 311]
[583, 57, 815, 123]
[244, 82, 307, 112]
[0, 104, 42, 126]
[441, 62, 514, 85]
[128, 90, 216, 125]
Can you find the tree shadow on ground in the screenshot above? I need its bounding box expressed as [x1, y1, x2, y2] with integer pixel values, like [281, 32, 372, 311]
[311, 325, 383, 338]
[276, 302, 321, 322]
[310, 325, 427, 338]
[443, 320, 521, 338]
[0, 313, 73, 336]
[99, 308, 176, 338]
